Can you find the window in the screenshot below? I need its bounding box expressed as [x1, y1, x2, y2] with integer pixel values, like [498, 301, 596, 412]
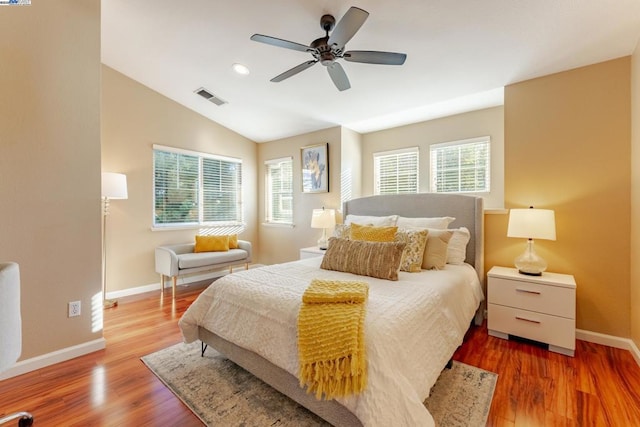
[265, 157, 293, 224]
[373, 147, 419, 195]
[430, 136, 490, 193]
[153, 145, 243, 228]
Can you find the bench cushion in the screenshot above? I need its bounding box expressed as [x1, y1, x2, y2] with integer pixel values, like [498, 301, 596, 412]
[178, 249, 248, 269]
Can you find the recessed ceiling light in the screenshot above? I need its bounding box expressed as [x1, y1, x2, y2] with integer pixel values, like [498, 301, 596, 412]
[232, 63, 250, 75]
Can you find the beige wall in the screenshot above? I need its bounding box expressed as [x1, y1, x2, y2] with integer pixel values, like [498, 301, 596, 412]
[360, 107, 505, 209]
[0, 1, 102, 358]
[489, 57, 632, 336]
[101, 66, 258, 292]
[257, 127, 342, 264]
[632, 42, 640, 347]
[340, 127, 363, 205]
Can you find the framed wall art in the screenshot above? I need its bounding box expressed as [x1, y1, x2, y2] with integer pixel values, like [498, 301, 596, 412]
[301, 143, 329, 193]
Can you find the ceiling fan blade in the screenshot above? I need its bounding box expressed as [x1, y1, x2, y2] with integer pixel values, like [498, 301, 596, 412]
[327, 62, 351, 91]
[250, 34, 310, 53]
[343, 50, 407, 65]
[327, 7, 369, 49]
[271, 60, 318, 82]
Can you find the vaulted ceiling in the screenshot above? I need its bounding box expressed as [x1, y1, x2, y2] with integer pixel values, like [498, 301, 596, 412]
[101, 0, 640, 142]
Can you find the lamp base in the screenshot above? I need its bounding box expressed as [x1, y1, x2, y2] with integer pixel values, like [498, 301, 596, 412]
[514, 239, 547, 276]
[517, 269, 543, 276]
[317, 228, 328, 250]
[103, 298, 118, 309]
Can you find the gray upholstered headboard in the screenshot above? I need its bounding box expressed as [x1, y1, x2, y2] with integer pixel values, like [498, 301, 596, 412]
[343, 193, 484, 283]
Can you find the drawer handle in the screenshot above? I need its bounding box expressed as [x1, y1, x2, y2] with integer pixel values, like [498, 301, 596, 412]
[515, 316, 541, 324]
[516, 288, 541, 295]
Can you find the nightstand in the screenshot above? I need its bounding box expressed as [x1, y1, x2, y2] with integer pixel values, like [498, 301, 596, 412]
[299, 246, 326, 260]
[487, 266, 576, 356]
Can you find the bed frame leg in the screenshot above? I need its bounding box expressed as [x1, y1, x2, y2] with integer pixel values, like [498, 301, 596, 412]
[445, 358, 453, 369]
[201, 342, 208, 357]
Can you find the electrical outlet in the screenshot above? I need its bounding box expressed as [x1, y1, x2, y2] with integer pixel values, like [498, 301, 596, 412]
[68, 301, 81, 317]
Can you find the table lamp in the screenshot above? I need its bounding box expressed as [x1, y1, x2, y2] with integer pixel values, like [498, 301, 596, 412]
[507, 206, 556, 276]
[310, 207, 336, 250]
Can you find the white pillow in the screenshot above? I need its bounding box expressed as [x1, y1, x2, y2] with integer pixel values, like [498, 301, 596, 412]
[344, 214, 398, 226]
[446, 227, 471, 265]
[396, 216, 456, 229]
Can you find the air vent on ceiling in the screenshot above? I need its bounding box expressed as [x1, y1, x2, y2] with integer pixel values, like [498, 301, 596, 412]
[194, 87, 227, 106]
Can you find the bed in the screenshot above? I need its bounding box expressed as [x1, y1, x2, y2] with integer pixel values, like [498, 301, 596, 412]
[179, 193, 485, 427]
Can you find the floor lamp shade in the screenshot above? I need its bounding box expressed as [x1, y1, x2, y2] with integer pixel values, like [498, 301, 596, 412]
[507, 207, 556, 275]
[101, 172, 128, 200]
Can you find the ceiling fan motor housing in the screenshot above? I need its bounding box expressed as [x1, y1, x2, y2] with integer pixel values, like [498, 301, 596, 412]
[311, 36, 335, 66]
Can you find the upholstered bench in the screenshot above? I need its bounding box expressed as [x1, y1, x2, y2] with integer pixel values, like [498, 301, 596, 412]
[155, 240, 252, 299]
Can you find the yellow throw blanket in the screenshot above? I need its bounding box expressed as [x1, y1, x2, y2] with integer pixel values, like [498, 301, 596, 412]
[298, 279, 369, 400]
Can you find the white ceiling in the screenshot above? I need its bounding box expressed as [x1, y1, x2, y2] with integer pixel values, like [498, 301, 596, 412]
[101, 0, 640, 143]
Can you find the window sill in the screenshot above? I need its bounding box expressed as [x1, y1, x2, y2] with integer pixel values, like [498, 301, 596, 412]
[151, 223, 245, 232]
[262, 222, 295, 228]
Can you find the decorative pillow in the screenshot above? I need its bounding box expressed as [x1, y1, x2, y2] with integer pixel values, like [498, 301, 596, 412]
[350, 223, 398, 242]
[396, 216, 456, 230]
[320, 238, 406, 281]
[447, 227, 470, 265]
[422, 229, 453, 270]
[194, 235, 230, 253]
[395, 229, 429, 272]
[333, 224, 351, 239]
[228, 234, 239, 249]
[344, 214, 398, 227]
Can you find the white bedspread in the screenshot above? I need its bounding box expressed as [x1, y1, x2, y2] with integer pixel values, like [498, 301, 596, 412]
[179, 257, 483, 427]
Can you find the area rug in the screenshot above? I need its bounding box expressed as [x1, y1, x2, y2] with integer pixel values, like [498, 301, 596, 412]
[142, 342, 496, 426]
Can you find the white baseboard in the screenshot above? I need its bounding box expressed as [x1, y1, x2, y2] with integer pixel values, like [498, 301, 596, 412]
[0, 338, 106, 381]
[106, 264, 267, 300]
[576, 329, 640, 366]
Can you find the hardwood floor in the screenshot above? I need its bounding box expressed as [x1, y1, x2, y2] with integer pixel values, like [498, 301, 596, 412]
[1, 285, 640, 426]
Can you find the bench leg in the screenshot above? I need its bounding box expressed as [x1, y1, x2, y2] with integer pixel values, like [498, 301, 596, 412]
[229, 266, 233, 274]
[245, 262, 249, 270]
[160, 274, 165, 296]
[172, 276, 177, 300]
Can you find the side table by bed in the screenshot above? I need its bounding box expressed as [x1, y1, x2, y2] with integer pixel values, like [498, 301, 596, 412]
[487, 266, 576, 356]
[299, 246, 326, 260]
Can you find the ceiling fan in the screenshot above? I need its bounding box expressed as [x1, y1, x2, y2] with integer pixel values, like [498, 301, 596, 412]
[250, 6, 407, 91]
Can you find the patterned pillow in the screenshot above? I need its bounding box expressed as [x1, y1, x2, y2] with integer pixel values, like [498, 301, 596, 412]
[422, 229, 453, 270]
[350, 223, 398, 242]
[320, 238, 406, 281]
[395, 229, 429, 272]
[333, 224, 351, 239]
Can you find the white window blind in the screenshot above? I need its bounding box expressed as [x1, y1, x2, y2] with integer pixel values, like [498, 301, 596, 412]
[153, 145, 243, 227]
[373, 147, 419, 195]
[430, 136, 490, 193]
[265, 157, 293, 224]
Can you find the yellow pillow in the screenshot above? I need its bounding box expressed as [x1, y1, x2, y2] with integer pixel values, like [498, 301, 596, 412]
[228, 234, 239, 249]
[350, 223, 398, 242]
[194, 235, 229, 253]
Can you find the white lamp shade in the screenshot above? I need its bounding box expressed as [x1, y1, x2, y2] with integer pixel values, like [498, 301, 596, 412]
[310, 208, 336, 229]
[507, 208, 556, 240]
[102, 172, 128, 199]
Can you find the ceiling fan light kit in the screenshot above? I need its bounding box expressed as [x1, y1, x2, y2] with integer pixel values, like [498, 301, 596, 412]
[250, 6, 407, 91]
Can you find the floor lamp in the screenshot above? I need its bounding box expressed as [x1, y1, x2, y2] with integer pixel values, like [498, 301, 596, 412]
[101, 172, 128, 309]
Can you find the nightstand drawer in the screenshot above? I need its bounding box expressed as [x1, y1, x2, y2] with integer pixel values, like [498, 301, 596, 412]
[488, 304, 575, 351]
[488, 276, 575, 319]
